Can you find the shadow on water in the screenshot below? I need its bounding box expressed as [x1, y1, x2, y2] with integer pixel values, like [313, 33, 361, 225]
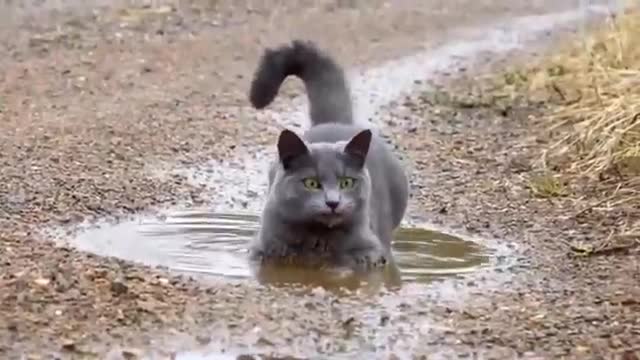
[69, 210, 491, 293]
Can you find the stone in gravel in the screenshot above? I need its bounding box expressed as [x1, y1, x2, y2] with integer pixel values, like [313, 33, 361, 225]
[61, 339, 76, 351]
[236, 355, 256, 360]
[110, 279, 129, 296]
[121, 349, 142, 360]
[33, 278, 50, 287]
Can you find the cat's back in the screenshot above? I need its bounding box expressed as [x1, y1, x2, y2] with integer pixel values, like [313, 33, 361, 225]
[303, 123, 399, 166]
[303, 123, 362, 144]
[302, 123, 402, 174]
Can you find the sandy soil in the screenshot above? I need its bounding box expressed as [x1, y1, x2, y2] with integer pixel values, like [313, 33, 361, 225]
[1, 0, 638, 359]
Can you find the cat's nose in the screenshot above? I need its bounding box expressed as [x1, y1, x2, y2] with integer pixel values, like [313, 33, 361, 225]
[325, 200, 340, 211]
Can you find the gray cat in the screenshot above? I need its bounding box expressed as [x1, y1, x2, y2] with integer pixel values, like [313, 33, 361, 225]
[248, 40, 409, 271]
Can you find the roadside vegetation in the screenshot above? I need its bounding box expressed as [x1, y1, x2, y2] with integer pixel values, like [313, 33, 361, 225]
[509, 9, 640, 254]
[424, 9, 640, 255]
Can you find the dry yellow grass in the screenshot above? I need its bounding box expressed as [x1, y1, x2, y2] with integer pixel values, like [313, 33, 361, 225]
[499, 10, 640, 201]
[526, 172, 570, 198]
[488, 8, 640, 247]
[542, 11, 640, 181]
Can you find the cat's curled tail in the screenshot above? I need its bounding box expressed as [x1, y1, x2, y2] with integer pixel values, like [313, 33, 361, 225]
[249, 40, 353, 126]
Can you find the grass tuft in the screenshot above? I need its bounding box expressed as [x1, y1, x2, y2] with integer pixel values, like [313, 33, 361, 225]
[497, 9, 640, 207]
[527, 173, 569, 198]
[542, 12, 639, 178]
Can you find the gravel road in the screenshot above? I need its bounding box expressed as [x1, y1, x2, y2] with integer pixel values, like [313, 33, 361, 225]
[1, 0, 638, 359]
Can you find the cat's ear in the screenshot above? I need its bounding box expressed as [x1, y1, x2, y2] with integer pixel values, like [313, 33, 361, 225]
[277, 129, 309, 170]
[344, 129, 372, 168]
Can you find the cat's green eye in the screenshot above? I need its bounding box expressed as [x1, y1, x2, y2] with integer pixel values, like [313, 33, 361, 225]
[302, 177, 321, 190]
[339, 177, 356, 189]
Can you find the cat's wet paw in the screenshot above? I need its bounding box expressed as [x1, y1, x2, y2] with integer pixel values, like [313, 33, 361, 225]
[342, 250, 388, 270]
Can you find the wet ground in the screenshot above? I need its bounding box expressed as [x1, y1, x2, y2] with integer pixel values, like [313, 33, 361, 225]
[1, 0, 639, 359]
[59, 210, 494, 288]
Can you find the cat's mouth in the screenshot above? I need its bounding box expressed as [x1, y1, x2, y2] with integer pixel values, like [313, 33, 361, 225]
[317, 213, 345, 228]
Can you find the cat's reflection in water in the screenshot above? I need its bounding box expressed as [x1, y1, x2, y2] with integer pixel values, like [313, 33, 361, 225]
[250, 260, 403, 294]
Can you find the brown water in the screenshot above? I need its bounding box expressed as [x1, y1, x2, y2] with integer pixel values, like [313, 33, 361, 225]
[69, 210, 491, 291]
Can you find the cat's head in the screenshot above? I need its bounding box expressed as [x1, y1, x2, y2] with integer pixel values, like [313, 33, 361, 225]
[269, 128, 373, 228]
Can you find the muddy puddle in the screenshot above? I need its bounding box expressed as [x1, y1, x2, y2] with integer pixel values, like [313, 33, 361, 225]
[67, 210, 491, 292]
[58, 209, 507, 359]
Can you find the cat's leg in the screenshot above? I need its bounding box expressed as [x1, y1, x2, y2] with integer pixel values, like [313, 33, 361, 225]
[249, 227, 291, 264]
[336, 245, 388, 271]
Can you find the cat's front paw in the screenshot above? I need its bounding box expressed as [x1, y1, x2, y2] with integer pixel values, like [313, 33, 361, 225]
[340, 249, 388, 271]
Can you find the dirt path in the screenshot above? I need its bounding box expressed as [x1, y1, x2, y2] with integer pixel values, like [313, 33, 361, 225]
[1, 0, 638, 359]
[383, 62, 640, 358]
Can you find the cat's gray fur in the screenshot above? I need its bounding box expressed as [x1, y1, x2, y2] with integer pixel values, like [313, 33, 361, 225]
[248, 40, 409, 271]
